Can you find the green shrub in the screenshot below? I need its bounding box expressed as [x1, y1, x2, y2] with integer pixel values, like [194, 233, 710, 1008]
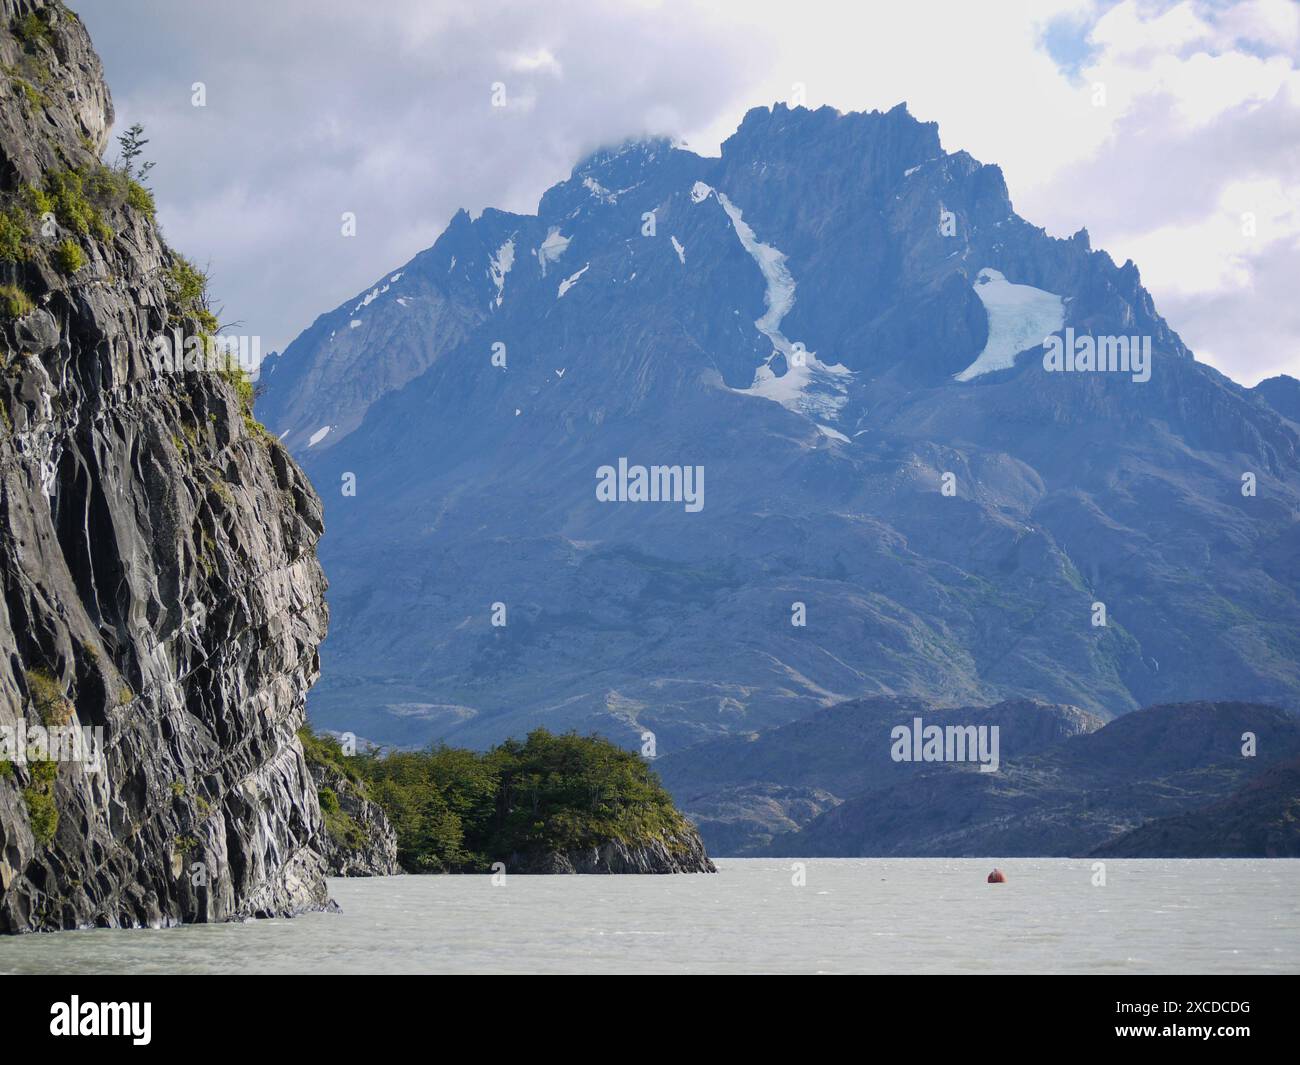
[23, 760, 58, 847]
[125, 179, 155, 218]
[25, 668, 69, 725]
[53, 238, 83, 274]
[0, 284, 33, 319]
[20, 183, 52, 216]
[44, 169, 94, 235]
[0, 206, 30, 260]
[16, 78, 43, 110]
[164, 256, 219, 332]
[12, 13, 53, 49]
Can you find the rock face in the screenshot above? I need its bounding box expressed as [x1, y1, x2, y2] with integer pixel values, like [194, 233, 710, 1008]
[508, 828, 716, 874]
[0, 1, 330, 931]
[308, 762, 400, 877]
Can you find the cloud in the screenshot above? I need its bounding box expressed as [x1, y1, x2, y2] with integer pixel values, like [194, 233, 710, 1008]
[74, 0, 1298, 385]
[75, 0, 767, 353]
[1016, 0, 1300, 384]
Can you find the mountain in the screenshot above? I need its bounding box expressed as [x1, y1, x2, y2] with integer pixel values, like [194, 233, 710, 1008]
[762, 701, 1300, 857]
[259, 101, 1300, 779]
[1254, 375, 1300, 425]
[654, 695, 1102, 853]
[1093, 754, 1300, 858]
[0, 1, 329, 930]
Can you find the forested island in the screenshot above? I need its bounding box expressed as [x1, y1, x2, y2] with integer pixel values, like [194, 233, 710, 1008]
[300, 727, 716, 875]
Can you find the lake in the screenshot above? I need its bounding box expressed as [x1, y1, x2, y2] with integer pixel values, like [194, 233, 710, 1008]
[1, 858, 1296, 974]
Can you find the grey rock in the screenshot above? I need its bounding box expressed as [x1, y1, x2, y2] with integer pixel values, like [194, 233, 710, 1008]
[507, 828, 716, 874]
[308, 762, 399, 877]
[0, 2, 331, 932]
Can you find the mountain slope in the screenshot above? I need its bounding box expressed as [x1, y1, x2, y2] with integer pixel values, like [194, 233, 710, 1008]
[763, 701, 1300, 857]
[258, 102, 1300, 763]
[1093, 755, 1300, 858]
[653, 695, 1102, 853]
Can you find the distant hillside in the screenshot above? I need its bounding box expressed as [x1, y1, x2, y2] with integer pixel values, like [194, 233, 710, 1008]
[755, 700, 1300, 857]
[1094, 755, 1300, 858]
[655, 695, 1102, 853]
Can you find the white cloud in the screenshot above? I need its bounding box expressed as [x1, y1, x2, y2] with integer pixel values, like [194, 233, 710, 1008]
[508, 48, 564, 77]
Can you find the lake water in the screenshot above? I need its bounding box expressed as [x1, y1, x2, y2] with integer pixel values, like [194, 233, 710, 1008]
[2, 859, 1297, 974]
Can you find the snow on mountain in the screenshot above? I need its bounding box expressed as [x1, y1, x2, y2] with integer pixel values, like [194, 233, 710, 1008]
[488, 239, 515, 307]
[717, 191, 852, 420]
[536, 227, 571, 276]
[954, 268, 1065, 381]
[557, 263, 590, 298]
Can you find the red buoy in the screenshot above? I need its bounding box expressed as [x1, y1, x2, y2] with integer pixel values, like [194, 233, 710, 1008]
[987, 868, 1006, 883]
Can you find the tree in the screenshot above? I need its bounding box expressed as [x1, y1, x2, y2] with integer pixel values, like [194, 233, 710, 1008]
[117, 123, 155, 186]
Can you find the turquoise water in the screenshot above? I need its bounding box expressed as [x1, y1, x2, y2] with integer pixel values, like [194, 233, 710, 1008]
[1, 858, 1296, 974]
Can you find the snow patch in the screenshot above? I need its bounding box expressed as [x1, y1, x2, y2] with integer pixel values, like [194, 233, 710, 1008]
[817, 424, 850, 443]
[536, 227, 571, 277]
[582, 176, 618, 204]
[716, 191, 852, 421]
[557, 263, 590, 298]
[308, 425, 331, 447]
[349, 319, 362, 329]
[690, 181, 713, 204]
[489, 239, 515, 306]
[389, 272, 402, 283]
[353, 284, 389, 312]
[954, 268, 1065, 381]
[671, 236, 685, 264]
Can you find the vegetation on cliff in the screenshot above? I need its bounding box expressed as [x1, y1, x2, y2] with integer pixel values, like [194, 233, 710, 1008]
[300, 726, 702, 872]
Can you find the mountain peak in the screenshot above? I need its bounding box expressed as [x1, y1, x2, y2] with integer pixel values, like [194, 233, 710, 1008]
[257, 95, 1300, 758]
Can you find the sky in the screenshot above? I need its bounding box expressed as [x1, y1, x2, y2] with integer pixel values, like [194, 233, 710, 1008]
[74, 0, 1300, 386]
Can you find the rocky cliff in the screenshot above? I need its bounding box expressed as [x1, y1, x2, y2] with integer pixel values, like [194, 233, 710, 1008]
[0, 0, 331, 931]
[307, 761, 400, 877]
[508, 830, 716, 874]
